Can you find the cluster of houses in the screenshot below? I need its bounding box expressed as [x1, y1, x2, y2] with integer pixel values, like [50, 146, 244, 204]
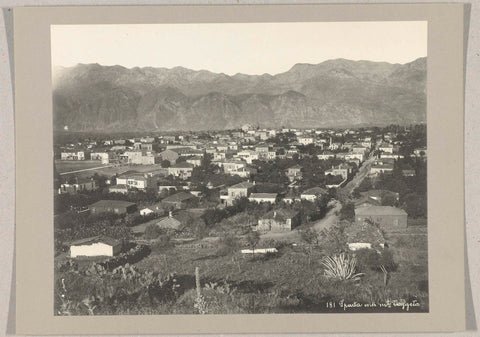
[57, 126, 426, 258]
[66, 196, 409, 258]
[58, 126, 375, 169]
[57, 126, 376, 196]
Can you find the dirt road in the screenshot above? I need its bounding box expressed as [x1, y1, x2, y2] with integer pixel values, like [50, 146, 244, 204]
[310, 200, 342, 233]
[338, 152, 376, 200]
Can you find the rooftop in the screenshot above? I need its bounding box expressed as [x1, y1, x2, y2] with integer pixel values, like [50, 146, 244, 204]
[70, 235, 121, 247]
[363, 189, 399, 199]
[156, 217, 182, 230]
[89, 200, 136, 208]
[229, 181, 255, 190]
[261, 209, 299, 221]
[162, 191, 196, 203]
[170, 162, 194, 169]
[355, 205, 407, 216]
[301, 187, 327, 195]
[249, 193, 277, 199]
[118, 173, 147, 181]
[371, 164, 394, 169]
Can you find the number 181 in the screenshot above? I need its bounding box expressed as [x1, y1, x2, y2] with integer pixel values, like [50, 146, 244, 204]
[326, 301, 336, 309]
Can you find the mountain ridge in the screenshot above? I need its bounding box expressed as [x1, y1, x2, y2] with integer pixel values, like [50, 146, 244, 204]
[53, 57, 426, 131]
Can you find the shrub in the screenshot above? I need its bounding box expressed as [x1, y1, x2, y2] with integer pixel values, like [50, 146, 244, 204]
[151, 235, 173, 252]
[355, 248, 398, 272]
[321, 253, 364, 281]
[260, 238, 288, 250]
[144, 224, 162, 240]
[55, 268, 180, 315]
[84, 244, 151, 273]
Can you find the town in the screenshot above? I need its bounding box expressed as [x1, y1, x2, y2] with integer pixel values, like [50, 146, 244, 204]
[54, 124, 428, 315]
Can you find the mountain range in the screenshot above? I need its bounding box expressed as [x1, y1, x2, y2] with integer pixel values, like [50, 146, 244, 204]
[52, 57, 426, 132]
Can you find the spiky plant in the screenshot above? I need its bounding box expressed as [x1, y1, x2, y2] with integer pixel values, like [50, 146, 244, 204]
[322, 253, 365, 281]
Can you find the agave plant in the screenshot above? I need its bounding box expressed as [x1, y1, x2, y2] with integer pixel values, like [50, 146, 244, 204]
[322, 253, 365, 281]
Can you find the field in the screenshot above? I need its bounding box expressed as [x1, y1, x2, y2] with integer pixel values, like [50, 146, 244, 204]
[56, 160, 166, 179]
[56, 160, 107, 174]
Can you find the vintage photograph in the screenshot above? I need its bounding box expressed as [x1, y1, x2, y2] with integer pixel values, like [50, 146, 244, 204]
[51, 22, 428, 315]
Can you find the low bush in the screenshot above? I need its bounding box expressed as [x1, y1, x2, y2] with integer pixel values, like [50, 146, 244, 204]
[151, 235, 174, 252]
[355, 248, 398, 272]
[216, 233, 240, 256]
[260, 239, 289, 250]
[144, 224, 163, 239]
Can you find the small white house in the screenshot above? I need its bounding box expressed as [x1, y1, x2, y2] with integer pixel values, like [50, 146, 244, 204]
[241, 248, 278, 254]
[300, 187, 327, 201]
[140, 208, 154, 216]
[70, 236, 122, 258]
[348, 242, 385, 251]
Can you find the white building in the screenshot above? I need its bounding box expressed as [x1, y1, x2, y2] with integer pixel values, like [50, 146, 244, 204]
[140, 208, 155, 216]
[235, 150, 259, 164]
[345, 153, 364, 162]
[70, 236, 122, 258]
[298, 137, 314, 145]
[116, 173, 149, 190]
[248, 193, 278, 204]
[61, 151, 85, 161]
[90, 152, 109, 164]
[379, 143, 394, 153]
[317, 152, 336, 160]
[300, 187, 327, 201]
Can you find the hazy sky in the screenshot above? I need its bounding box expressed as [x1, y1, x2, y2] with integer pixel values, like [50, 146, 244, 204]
[51, 22, 427, 76]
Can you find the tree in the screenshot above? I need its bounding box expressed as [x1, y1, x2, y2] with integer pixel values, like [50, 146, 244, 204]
[356, 177, 373, 193]
[320, 222, 348, 255]
[161, 160, 171, 168]
[402, 193, 427, 218]
[301, 228, 320, 265]
[92, 173, 108, 188]
[216, 232, 240, 256]
[339, 202, 355, 221]
[192, 218, 209, 239]
[381, 193, 397, 206]
[201, 208, 227, 227]
[246, 231, 260, 257]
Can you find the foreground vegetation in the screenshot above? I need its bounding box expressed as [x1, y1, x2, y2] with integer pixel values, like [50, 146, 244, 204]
[55, 223, 428, 315]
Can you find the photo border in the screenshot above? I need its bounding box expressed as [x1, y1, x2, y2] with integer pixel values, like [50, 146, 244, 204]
[14, 4, 465, 334]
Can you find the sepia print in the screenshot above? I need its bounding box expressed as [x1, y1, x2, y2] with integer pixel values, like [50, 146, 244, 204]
[51, 22, 429, 315]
